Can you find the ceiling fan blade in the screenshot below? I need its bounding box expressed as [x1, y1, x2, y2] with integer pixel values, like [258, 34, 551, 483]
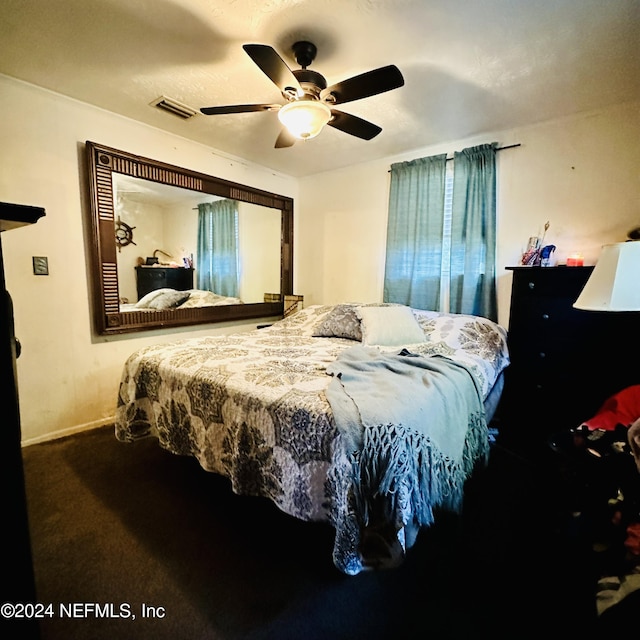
[200, 104, 281, 115]
[274, 128, 297, 148]
[243, 44, 303, 97]
[321, 65, 404, 105]
[328, 110, 382, 140]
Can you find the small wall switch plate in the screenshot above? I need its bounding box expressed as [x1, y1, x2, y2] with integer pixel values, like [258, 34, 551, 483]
[33, 256, 49, 275]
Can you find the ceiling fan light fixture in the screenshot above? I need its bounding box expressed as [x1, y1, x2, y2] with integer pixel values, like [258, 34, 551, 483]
[278, 100, 331, 140]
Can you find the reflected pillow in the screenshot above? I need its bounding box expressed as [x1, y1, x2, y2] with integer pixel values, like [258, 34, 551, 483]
[312, 304, 362, 341]
[136, 288, 191, 310]
[135, 288, 175, 309]
[148, 290, 191, 310]
[357, 305, 426, 347]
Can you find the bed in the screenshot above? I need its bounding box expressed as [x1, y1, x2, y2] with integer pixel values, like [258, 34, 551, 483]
[115, 303, 509, 575]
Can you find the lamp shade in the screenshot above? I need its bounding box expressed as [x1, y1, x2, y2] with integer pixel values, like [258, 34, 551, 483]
[574, 241, 640, 311]
[278, 100, 331, 140]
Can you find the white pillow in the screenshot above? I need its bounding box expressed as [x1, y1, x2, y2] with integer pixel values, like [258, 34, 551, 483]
[356, 306, 426, 347]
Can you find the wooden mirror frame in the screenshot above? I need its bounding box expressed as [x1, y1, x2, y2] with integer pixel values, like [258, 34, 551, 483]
[86, 141, 293, 335]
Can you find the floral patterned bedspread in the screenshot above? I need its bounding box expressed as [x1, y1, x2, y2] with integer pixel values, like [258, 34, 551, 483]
[115, 304, 509, 574]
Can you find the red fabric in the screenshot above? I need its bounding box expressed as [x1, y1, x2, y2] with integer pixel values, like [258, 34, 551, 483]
[582, 385, 640, 431]
[625, 523, 640, 556]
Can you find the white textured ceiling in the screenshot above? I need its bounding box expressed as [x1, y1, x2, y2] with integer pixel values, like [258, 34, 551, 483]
[1, 0, 639, 177]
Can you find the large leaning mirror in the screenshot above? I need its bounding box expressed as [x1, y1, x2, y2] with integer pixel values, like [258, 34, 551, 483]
[86, 141, 293, 335]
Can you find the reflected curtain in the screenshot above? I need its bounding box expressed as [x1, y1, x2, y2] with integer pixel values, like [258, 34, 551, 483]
[197, 199, 239, 297]
[383, 154, 447, 310]
[449, 143, 497, 321]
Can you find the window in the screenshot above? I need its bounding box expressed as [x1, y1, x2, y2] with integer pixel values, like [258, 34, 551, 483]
[384, 143, 497, 321]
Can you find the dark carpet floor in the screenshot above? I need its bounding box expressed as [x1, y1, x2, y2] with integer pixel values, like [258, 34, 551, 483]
[17, 425, 604, 639]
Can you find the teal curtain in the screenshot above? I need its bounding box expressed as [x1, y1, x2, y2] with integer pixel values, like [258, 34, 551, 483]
[383, 154, 447, 310]
[196, 199, 239, 297]
[449, 143, 498, 321]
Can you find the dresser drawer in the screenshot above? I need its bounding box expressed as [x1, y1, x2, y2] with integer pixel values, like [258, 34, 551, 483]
[509, 266, 593, 299]
[508, 303, 593, 362]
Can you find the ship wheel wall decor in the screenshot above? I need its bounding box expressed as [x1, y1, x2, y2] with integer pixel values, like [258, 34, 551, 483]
[115, 217, 136, 251]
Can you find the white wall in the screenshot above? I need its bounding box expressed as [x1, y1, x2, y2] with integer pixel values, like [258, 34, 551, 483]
[237, 202, 282, 302]
[296, 100, 640, 328]
[3, 72, 638, 444]
[0, 75, 298, 444]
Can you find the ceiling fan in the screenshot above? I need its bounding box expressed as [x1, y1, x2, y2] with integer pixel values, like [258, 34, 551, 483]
[200, 41, 404, 148]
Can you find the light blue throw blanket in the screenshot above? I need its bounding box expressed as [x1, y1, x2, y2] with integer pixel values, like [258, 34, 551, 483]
[326, 345, 489, 571]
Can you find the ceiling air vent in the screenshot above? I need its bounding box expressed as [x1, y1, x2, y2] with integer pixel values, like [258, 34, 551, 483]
[150, 96, 197, 120]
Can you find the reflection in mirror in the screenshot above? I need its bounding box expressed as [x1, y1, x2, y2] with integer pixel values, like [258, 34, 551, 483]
[113, 175, 282, 308]
[86, 141, 293, 335]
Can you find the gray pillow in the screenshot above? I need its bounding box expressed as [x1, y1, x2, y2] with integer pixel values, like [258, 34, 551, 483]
[135, 287, 175, 309]
[147, 290, 191, 310]
[312, 304, 362, 341]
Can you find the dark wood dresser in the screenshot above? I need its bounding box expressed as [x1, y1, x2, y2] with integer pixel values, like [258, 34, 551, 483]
[499, 266, 640, 449]
[135, 266, 194, 300]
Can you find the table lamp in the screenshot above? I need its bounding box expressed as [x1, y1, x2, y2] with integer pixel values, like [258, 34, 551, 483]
[574, 241, 640, 311]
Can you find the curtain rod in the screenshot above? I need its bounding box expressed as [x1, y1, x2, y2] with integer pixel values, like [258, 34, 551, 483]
[447, 142, 520, 161]
[388, 143, 521, 171]
[497, 143, 521, 151]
